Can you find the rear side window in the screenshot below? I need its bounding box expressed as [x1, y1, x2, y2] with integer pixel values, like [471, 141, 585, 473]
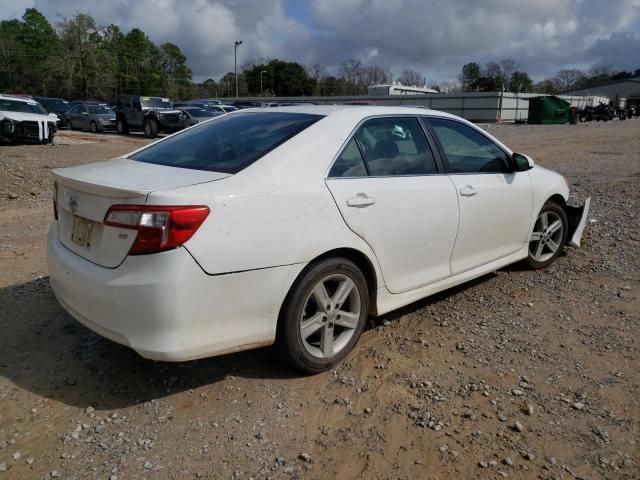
[428, 118, 511, 173]
[130, 112, 322, 174]
[329, 138, 367, 177]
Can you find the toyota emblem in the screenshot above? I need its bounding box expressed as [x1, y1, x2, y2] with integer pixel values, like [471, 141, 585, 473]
[69, 194, 78, 213]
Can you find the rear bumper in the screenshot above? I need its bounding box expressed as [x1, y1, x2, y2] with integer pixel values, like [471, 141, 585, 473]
[47, 223, 304, 361]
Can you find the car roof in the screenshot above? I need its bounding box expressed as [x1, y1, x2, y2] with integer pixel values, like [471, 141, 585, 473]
[240, 104, 458, 120]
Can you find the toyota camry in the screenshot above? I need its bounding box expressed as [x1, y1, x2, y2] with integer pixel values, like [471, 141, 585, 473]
[47, 106, 590, 373]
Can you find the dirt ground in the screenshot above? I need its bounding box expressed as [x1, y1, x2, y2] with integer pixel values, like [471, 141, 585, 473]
[0, 121, 638, 480]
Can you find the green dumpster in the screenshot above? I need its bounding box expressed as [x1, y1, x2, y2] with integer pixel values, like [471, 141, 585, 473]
[527, 96, 571, 124]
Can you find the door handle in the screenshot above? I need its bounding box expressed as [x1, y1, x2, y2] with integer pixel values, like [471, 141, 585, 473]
[346, 194, 376, 208]
[459, 185, 478, 197]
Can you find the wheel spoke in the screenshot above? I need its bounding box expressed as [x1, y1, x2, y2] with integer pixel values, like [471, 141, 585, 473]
[530, 231, 542, 241]
[534, 240, 545, 259]
[311, 282, 330, 313]
[332, 277, 355, 307]
[301, 312, 325, 340]
[546, 238, 559, 252]
[320, 325, 334, 356]
[547, 219, 562, 235]
[540, 212, 549, 230]
[334, 310, 359, 329]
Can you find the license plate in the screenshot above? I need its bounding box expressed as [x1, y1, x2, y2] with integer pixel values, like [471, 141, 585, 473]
[71, 215, 94, 247]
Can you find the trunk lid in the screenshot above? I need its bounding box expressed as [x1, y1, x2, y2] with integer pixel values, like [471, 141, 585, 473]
[53, 158, 229, 267]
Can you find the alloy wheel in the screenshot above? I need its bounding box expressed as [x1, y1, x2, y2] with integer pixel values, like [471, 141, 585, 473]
[529, 211, 564, 263]
[299, 274, 361, 359]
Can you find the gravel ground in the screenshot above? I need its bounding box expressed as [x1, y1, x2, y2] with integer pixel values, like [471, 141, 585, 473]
[0, 122, 638, 480]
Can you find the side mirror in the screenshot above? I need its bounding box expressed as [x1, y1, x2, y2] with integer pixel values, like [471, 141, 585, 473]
[513, 152, 534, 171]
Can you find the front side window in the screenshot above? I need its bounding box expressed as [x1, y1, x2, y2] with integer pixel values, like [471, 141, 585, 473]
[87, 105, 113, 114]
[130, 112, 322, 174]
[428, 118, 511, 174]
[354, 117, 438, 176]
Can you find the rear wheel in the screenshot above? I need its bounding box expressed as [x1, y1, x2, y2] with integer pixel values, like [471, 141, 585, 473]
[526, 201, 568, 270]
[276, 258, 369, 373]
[143, 118, 158, 138]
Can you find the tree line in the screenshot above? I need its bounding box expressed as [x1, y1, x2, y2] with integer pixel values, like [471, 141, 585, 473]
[460, 59, 640, 94]
[0, 8, 192, 100]
[1, 8, 638, 101]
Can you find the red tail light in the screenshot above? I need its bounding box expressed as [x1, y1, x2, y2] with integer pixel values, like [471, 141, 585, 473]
[104, 205, 210, 255]
[53, 181, 58, 220]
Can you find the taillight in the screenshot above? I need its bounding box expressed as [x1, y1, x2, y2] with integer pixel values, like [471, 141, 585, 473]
[53, 181, 58, 220]
[104, 205, 210, 255]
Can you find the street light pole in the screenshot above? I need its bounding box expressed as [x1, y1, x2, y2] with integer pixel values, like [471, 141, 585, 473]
[260, 70, 267, 96]
[234, 40, 243, 99]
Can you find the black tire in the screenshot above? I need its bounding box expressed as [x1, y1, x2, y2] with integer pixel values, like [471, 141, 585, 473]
[66, 119, 72, 130]
[90, 121, 98, 133]
[275, 257, 369, 374]
[116, 118, 129, 134]
[143, 118, 158, 138]
[526, 201, 568, 270]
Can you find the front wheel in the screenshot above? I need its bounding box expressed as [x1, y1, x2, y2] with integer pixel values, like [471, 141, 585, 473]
[116, 118, 129, 134]
[143, 118, 158, 138]
[276, 258, 369, 373]
[90, 121, 98, 133]
[526, 201, 568, 270]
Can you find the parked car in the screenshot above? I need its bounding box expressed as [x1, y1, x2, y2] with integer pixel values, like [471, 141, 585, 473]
[208, 104, 238, 114]
[63, 103, 117, 133]
[47, 106, 590, 373]
[0, 93, 58, 144]
[33, 96, 71, 122]
[179, 107, 221, 127]
[232, 101, 265, 109]
[114, 95, 185, 138]
[593, 103, 614, 122]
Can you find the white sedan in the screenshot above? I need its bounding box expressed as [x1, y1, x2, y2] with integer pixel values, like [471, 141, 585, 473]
[47, 106, 590, 373]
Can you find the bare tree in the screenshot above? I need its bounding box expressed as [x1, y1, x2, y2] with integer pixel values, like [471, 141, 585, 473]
[361, 65, 391, 86]
[397, 69, 423, 86]
[306, 63, 328, 95]
[339, 59, 363, 94]
[554, 69, 586, 91]
[499, 58, 518, 86]
[436, 80, 462, 93]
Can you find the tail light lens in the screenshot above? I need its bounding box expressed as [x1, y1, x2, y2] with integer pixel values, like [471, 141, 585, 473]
[104, 205, 210, 255]
[53, 181, 58, 220]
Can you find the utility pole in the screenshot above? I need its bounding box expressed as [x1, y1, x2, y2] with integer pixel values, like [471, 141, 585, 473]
[260, 70, 267, 96]
[234, 40, 243, 99]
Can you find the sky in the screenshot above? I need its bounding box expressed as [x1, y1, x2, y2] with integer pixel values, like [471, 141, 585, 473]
[1, 0, 639, 84]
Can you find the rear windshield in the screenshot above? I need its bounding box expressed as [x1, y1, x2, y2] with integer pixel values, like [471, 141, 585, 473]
[130, 112, 322, 174]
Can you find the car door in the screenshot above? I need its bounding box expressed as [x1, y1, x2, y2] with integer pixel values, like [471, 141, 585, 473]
[68, 105, 81, 127]
[425, 117, 533, 274]
[79, 106, 90, 129]
[326, 116, 459, 294]
[130, 97, 143, 127]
